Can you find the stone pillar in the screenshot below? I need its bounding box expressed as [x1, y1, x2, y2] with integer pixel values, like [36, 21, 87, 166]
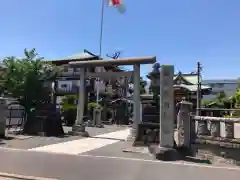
[72, 68, 89, 137]
[177, 100, 192, 148]
[210, 120, 220, 137]
[197, 118, 209, 136]
[127, 64, 140, 141]
[225, 121, 234, 139]
[93, 108, 103, 128]
[84, 68, 89, 121]
[0, 99, 7, 138]
[159, 65, 174, 148]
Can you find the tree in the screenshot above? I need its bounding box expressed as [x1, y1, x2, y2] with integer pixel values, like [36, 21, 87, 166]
[140, 77, 147, 94]
[3, 49, 58, 110]
[128, 76, 147, 95]
[201, 99, 213, 107]
[3, 48, 62, 135]
[231, 88, 240, 117]
[214, 91, 230, 108]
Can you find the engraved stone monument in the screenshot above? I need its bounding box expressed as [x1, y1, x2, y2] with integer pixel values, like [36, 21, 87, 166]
[177, 100, 192, 148]
[159, 65, 174, 148]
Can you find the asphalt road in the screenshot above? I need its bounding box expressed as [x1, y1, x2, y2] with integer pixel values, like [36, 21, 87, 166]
[3, 125, 127, 149]
[0, 148, 240, 180]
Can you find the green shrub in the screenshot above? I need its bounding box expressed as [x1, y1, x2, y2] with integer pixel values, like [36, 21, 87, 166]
[62, 95, 77, 126]
[87, 102, 102, 120]
[63, 106, 76, 126]
[87, 102, 102, 110]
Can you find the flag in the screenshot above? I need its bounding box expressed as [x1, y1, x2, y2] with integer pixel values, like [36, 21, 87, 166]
[108, 0, 126, 13]
[108, 0, 120, 6]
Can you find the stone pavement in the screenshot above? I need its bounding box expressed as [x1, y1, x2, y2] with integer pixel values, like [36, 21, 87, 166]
[29, 129, 130, 155]
[1, 125, 127, 150]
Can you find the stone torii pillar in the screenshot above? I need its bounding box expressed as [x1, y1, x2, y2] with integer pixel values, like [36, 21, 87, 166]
[128, 64, 141, 139]
[72, 67, 89, 136]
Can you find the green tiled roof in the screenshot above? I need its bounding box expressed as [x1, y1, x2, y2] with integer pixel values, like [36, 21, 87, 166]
[58, 52, 96, 61]
[174, 84, 211, 91]
[184, 75, 198, 84]
[174, 73, 199, 84]
[63, 52, 94, 59]
[50, 50, 98, 62]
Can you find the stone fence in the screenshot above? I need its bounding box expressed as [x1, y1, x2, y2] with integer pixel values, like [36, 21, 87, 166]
[177, 100, 240, 149]
[192, 116, 239, 139]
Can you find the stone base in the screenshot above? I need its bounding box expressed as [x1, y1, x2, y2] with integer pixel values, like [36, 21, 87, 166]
[126, 128, 136, 142]
[149, 145, 179, 161]
[38, 132, 46, 137]
[96, 124, 104, 128]
[68, 125, 89, 137]
[192, 143, 240, 166]
[175, 146, 193, 157]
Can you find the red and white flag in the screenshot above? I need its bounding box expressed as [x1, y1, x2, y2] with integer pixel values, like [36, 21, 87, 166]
[108, 0, 126, 13]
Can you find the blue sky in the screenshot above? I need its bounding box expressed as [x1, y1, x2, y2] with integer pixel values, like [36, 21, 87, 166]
[0, 0, 239, 80]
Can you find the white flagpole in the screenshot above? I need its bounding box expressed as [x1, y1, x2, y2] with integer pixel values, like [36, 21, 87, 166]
[99, 0, 105, 57]
[96, 0, 105, 104]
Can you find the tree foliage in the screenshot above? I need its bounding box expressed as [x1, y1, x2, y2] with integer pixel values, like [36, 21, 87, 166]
[128, 76, 147, 95]
[3, 48, 59, 113]
[140, 77, 147, 94]
[212, 91, 230, 108]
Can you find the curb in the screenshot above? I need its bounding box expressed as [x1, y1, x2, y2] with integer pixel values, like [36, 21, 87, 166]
[0, 172, 58, 180]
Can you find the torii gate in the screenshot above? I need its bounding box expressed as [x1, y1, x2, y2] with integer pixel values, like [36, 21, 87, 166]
[68, 56, 156, 139]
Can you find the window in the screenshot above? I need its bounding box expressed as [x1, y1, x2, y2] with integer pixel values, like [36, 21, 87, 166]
[68, 68, 73, 73]
[75, 68, 81, 72]
[61, 84, 68, 88]
[63, 66, 68, 72]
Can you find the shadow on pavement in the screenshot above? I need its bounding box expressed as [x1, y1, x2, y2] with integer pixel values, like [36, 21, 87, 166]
[148, 145, 212, 164]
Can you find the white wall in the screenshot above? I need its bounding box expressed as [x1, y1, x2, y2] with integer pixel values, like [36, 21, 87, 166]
[57, 80, 73, 90]
[94, 66, 106, 93]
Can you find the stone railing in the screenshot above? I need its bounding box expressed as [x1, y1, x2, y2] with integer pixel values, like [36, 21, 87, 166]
[192, 116, 240, 139]
[176, 101, 240, 148]
[189, 115, 240, 166]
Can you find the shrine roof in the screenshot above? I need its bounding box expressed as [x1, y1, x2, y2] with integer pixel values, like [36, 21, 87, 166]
[48, 50, 99, 66]
[174, 84, 211, 92]
[174, 72, 199, 85]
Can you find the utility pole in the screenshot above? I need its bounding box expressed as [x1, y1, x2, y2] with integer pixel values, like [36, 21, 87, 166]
[196, 62, 202, 116]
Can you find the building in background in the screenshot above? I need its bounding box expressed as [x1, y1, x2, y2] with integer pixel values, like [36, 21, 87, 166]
[202, 79, 239, 100]
[49, 49, 100, 95]
[50, 49, 130, 104]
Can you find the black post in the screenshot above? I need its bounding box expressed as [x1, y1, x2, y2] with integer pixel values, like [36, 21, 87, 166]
[196, 62, 202, 116]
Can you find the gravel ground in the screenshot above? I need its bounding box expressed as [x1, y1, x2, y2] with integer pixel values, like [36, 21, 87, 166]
[0, 125, 127, 150]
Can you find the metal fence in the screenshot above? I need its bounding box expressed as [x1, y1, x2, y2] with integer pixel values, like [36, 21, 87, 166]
[0, 98, 25, 132]
[6, 104, 25, 129]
